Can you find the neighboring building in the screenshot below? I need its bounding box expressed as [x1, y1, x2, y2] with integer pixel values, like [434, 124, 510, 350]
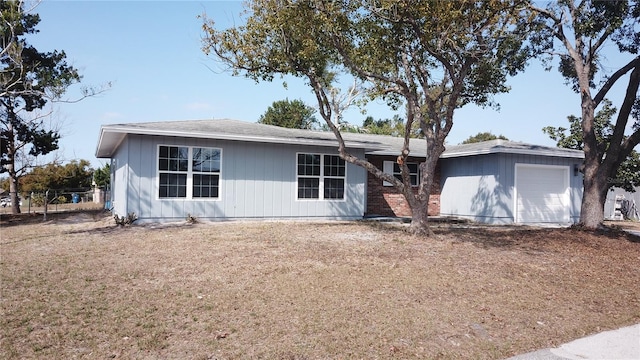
[96, 119, 584, 224]
[604, 187, 640, 220]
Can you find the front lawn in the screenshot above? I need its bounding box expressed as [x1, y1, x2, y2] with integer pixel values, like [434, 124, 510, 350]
[1, 213, 638, 359]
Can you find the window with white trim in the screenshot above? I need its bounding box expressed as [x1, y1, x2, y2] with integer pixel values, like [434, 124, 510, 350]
[383, 161, 419, 187]
[297, 153, 345, 200]
[192, 147, 221, 198]
[158, 145, 221, 199]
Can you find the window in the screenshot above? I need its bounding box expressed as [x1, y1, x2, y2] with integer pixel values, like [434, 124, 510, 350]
[297, 153, 345, 200]
[158, 145, 221, 199]
[159, 146, 188, 198]
[383, 161, 419, 187]
[297, 154, 321, 199]
[192, 147, 220, 198]
[323, 155, 345, 199]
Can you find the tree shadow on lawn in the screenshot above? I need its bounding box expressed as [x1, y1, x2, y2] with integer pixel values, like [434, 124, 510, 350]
[359, 217, 640, 253]
[9, 210, 636, 250]
[431, 223, 640, 252]
[0, 208, 108, 227]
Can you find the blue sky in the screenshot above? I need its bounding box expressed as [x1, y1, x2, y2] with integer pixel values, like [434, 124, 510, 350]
[28, 0, 637, 168]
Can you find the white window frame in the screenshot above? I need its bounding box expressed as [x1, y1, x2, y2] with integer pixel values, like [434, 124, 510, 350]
[296, 152, 347, 201]
[383, 160, 420, 187]
[157, 145, 222, 200]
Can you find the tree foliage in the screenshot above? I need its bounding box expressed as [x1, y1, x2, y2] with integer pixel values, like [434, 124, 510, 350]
[461, 132, 509, 144]
[360, 115, 424, 138]
[0, 1, 88, 213]
[258, 98, 318, 129]
[19, 159, 93, 194]
[530, 0, 640, 228]
[202, 0, 533, 234]
[362, 115, 405, 137]
[93, 162, 110, 189]
[543, 99, 640, 192]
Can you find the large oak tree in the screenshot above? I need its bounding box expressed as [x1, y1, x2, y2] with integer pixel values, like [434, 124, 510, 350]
[202, 0, 532, 234]
[530, 0, 640, 229]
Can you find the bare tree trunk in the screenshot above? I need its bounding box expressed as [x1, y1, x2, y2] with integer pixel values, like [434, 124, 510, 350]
[6, 122, 21, 214]
[400, 148, 440, 236]
[408, 198, 431, 236]
[9, 173, 21, 215]
[43, 190, 49, 222]
[578, 95, 602, 229]
[579, 168, 608, 229]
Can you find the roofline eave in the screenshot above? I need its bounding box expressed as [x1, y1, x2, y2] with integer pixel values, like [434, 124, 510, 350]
[439, 148, 584, 159]
[95, 126, 388, 158]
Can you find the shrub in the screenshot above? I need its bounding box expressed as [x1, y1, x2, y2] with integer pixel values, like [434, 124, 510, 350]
[114, 212, 138, 226]
[29, 193, 46, 207]
[186, 213, 198, 224]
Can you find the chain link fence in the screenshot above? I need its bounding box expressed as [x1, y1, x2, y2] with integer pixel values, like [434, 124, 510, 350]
[0, 188, 110, 215]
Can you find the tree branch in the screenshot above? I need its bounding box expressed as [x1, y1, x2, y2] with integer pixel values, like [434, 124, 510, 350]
[594, 56, 640, 106]
[605, 60, 640, 165]
[305, 68, 404, 190]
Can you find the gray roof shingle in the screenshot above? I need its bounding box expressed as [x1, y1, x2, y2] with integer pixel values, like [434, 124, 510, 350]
[96, 119, 584, 159]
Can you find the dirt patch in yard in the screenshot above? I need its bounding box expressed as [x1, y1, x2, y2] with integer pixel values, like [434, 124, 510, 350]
[605, 219, 640, 232]
[1, 214, 639, 359]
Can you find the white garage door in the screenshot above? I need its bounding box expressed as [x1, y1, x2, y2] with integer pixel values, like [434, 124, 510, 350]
[515, 164, 570, 223]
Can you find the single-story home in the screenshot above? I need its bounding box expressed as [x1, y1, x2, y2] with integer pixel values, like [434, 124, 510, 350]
[95, 119, 585, 224]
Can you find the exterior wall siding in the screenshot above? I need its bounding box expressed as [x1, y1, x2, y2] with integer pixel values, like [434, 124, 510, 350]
[114, 134, 366, 222]
[365, 155, 441, 217]
[110, 137, 130, 217]
[440, 153, 583, 224]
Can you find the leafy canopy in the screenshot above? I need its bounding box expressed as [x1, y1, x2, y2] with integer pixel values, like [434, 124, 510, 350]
[543, 99, 640, 192]
[202, 0, 533, 141]
[258, 99, 318, 129]
[19, 159, 93, 194]
[461, 132, 509, 144]
[529, 0, 639, 227]
[202, 0, 534, 234]
[362, 115, 406, 137]
[530, 0, 639, 91]
[361, 115, 423, 138]
[1, 0, 81, 170]
[93, 163, 110, 189]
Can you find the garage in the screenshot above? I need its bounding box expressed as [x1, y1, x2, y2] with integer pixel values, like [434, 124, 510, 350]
[515, 164, 570, 223]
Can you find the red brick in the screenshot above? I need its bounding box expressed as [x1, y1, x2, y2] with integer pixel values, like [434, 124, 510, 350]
[365, 156, 441, 217]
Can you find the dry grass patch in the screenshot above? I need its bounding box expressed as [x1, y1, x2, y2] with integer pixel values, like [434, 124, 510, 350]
[1, 213, 639, 359]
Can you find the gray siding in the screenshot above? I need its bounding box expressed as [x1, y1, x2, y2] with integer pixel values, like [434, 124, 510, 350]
[440, 153, 583, 224]
[110, 137, 130, 217]
[113, 134, 366, 222]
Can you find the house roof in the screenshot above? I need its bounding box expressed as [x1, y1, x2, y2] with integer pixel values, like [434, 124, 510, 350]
[95, 119, 393, 158]
[441, 139, 584, 159]
[95, 119, 584, 160]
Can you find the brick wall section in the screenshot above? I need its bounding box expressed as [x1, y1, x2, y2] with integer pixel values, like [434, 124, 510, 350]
[365, 156, 441, 217]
